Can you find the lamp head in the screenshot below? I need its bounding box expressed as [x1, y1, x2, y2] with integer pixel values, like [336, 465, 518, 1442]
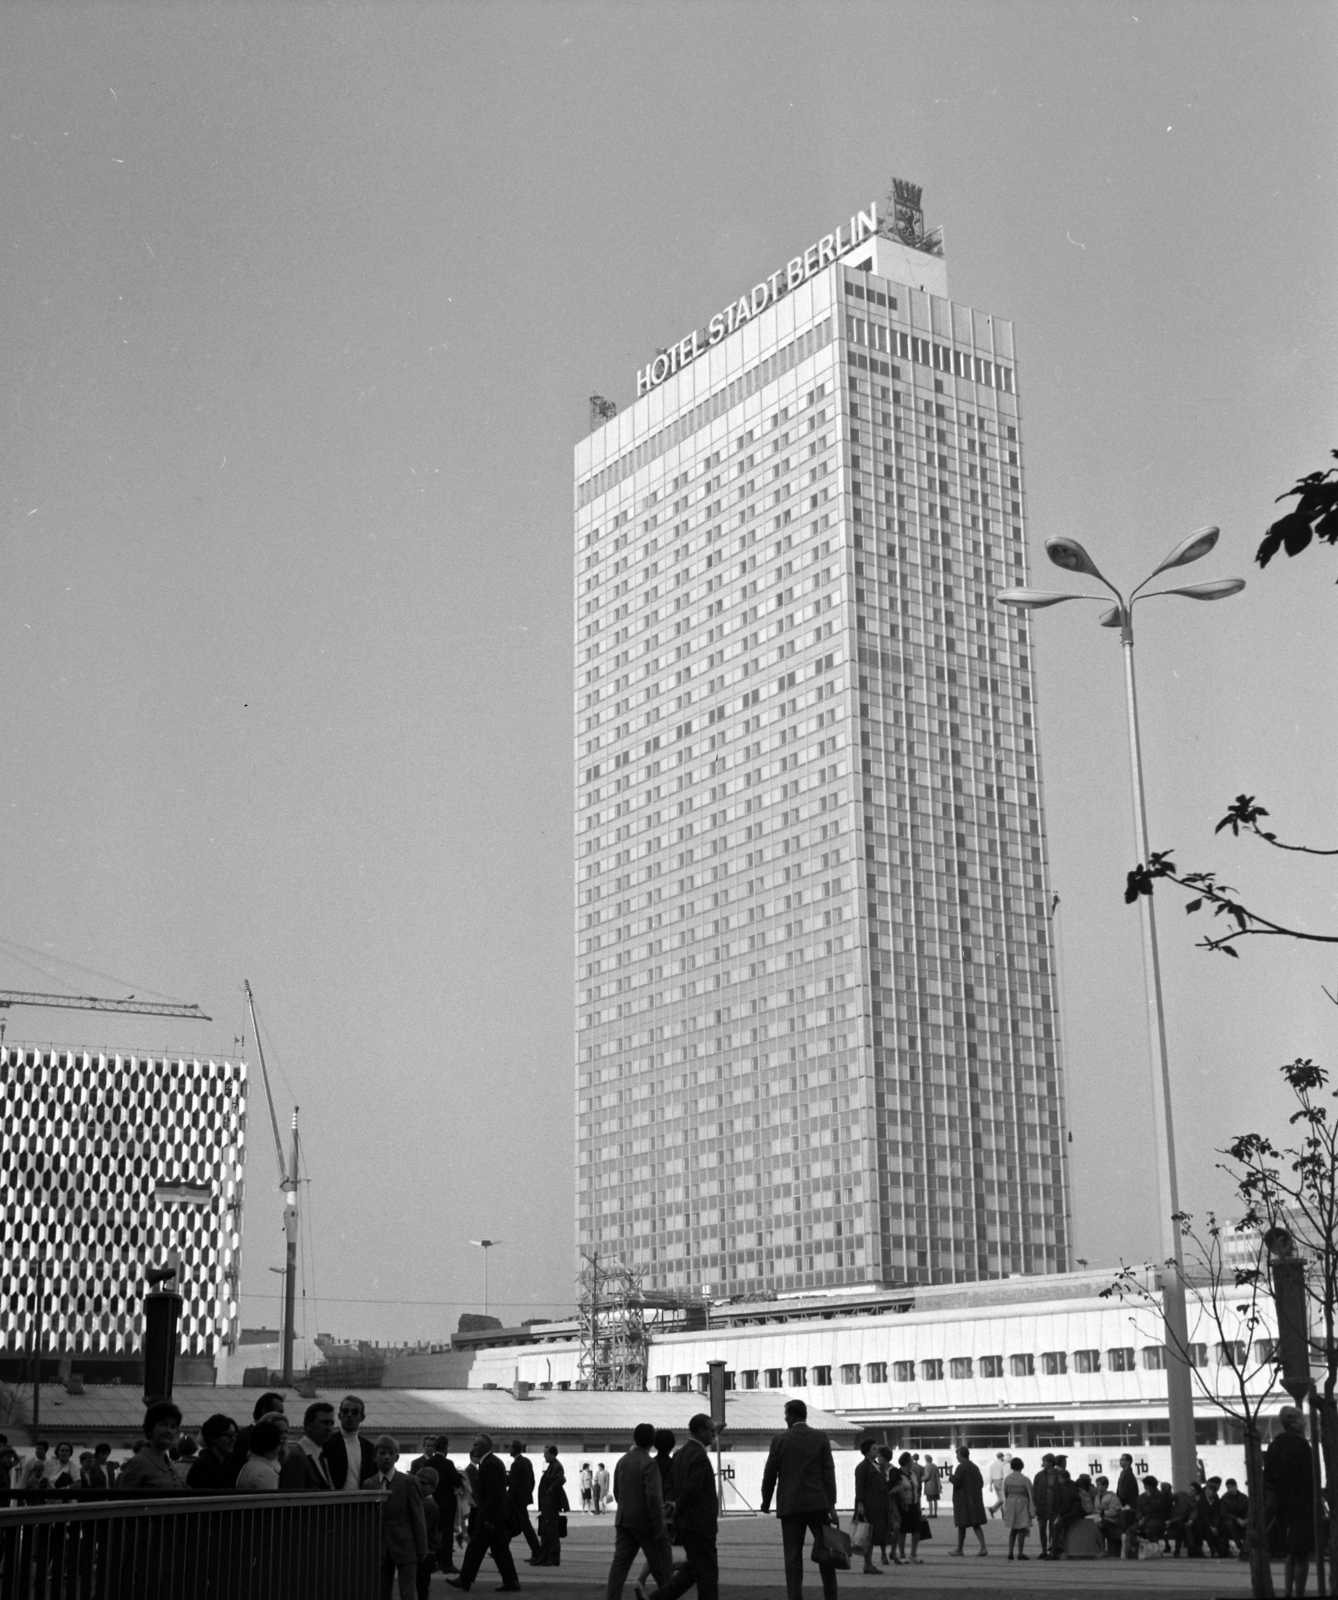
[1098, 606, 1123, 629]
[1150, 525, 1220, 578]
[996, 587, 1095, 610]
[1044, 537, 1112, 587]
[1158, 576, 1245, 601]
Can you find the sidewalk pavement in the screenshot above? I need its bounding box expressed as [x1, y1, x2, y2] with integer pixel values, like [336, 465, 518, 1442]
[433, 1511, 1255, 1599]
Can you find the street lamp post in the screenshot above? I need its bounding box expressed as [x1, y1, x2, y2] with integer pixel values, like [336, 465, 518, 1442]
[998, 525, 1245, 1491]
[469, 1239, 501, 1320]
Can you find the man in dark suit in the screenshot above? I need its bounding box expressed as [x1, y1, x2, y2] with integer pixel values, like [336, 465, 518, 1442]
[279, 1401, 337, 1490]
[659, 1414, 719, 1600]
[534, 1445, 567, 1567]
[760, 1399, 839, 1600]
[325, 1394, 378, 1494]
[1031, 1453, 1059, 1559]
[1115, 1453, 1139, 1557]
[508, 1440, 542, 1562]
[411, 1435, 462, 1572]
[364, 1434, 429, 1600]
[447, 1433, 520, 1592]
[606, 1422, 670, 1600]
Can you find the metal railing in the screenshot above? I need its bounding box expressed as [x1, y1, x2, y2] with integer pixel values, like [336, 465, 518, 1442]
[0, 1490, 382, 1599]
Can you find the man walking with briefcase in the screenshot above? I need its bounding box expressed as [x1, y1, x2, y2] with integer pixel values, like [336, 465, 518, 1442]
[760, 1399, 842, 1600]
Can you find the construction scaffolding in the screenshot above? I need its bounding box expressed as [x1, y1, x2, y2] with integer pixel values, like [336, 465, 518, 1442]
[575, 1254, 706, 1391]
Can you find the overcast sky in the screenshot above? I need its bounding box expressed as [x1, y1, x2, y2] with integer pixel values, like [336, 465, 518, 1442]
[2, 2, 1335, 1344]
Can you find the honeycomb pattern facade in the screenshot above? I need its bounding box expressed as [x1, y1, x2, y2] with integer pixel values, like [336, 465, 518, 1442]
[0, 1044, 247, 1357]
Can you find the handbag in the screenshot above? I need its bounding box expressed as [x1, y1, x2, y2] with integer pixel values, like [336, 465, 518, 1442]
[813, 1526, 852, 1570]
[557, 1515, 568, 1538]
[917, 1516, 932, 1541]
[849, 1519, 871, 1554]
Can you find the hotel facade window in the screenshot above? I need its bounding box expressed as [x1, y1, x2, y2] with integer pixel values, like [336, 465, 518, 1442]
[573, 188, 1070, 1298]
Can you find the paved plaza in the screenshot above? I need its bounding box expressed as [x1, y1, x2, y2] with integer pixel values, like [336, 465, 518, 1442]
[441, 1513, 1256, 1600]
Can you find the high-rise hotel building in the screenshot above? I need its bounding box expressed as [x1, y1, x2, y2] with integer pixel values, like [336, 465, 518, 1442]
[574, 185, 1070, 1295]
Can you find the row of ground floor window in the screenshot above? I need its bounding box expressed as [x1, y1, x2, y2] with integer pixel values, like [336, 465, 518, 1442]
[652, 1339, 1268, 1390]
[851, 1416, 1281, 1452]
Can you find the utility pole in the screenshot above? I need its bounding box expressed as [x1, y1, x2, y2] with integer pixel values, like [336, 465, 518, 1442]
[282, 1110, 299, 1387]
[708, 1360, 727, 1511]
[30, 1256, 43, 1437]
[469, 1240, 501, 1321]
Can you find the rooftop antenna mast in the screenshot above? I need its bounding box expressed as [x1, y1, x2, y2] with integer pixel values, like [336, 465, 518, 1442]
[244, 980, 299, 1387]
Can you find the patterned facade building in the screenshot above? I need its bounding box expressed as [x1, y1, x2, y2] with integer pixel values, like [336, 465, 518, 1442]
[0, 1043, 247, 1360]
[573, 187, 1071, 1296]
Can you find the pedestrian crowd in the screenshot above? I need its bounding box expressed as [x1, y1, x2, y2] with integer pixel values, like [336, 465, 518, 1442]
[0, 1399, 1323, 1598]
[0, 1394, 574, 1600]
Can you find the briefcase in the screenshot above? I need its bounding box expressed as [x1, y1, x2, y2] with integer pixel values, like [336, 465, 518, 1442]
[812, 1527, 852, 1570]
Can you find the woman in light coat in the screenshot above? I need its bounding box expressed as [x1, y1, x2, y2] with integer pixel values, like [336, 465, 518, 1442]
[1002, 1457, 1035, 1560]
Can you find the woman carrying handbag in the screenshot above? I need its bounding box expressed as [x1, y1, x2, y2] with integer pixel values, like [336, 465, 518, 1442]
[852, 1441, 890, 1574]
[877, 1449, 905, 1566]
[894, 1452, 925, 1564]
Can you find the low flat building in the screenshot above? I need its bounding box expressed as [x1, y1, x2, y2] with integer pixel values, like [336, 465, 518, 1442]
[384, 1269, 1285, 1487]
[13, 1382, 850, 1457]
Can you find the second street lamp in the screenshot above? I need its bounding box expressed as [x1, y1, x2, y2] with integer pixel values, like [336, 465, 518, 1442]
[998, 525, 1244, 1493]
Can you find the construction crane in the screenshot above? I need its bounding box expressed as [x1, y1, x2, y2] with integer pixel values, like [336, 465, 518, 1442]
[0, 990, 210, 1020]
[244, 980, 301, 1388]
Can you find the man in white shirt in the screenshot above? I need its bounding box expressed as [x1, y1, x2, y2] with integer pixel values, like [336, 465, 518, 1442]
[279, 1401, 337, 1490]
[988, 1452, 1008, 1517]
[324, 1394, 376, 1493]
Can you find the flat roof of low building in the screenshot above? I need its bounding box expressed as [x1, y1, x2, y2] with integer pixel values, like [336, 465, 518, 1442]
[13, 1385, 853, 1449]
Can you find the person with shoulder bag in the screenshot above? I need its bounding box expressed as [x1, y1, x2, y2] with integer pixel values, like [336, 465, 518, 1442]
[851, 1440, 888, 1575]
